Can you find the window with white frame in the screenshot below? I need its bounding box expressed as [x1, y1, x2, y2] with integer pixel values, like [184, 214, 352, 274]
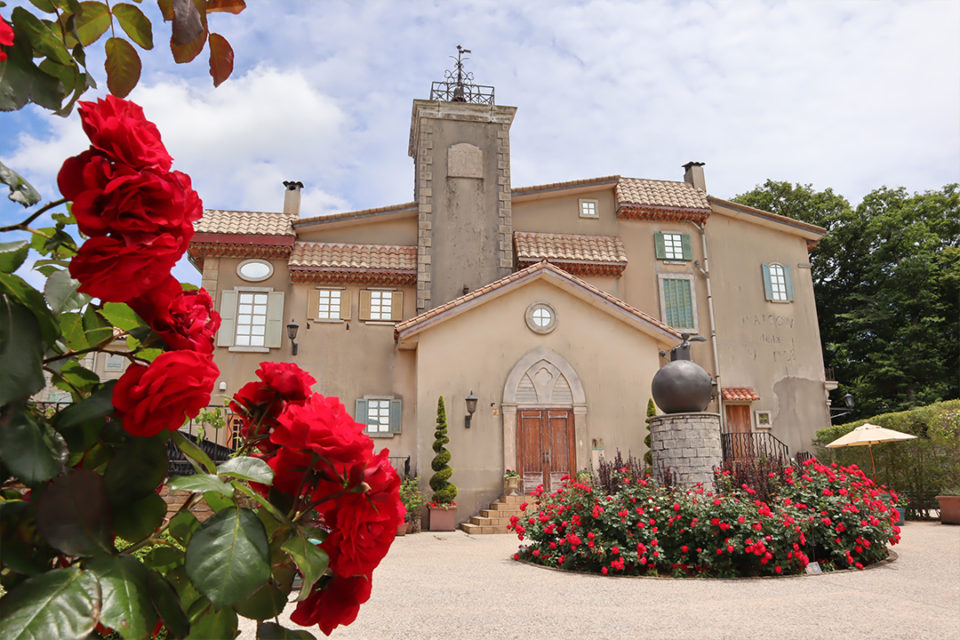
[317, 289, 341, 319]
[366, 399, 392, 434]
[355, 397, 402, 437]
[217, 288, 285, 350]
[359, 288, 402, 322]
[369, 290, 392, 320]
[654, 232, 692, 261]
[104, 354, 125, 371]
[761, 263, 794, 302]
[235, 292, 268, 346]
[579, 198, 599, 218]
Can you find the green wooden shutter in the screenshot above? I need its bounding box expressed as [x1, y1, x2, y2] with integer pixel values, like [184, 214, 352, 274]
[217, 290, 237, 347]
[354, 399, 368, 426]
[265, 291, 285, 348]
[389, 398, 402, 434]
[654, 233, 666, 259]
[783, 264, 794, 301]
[761, 264, 773, 301]
[681, 234, 693, 260]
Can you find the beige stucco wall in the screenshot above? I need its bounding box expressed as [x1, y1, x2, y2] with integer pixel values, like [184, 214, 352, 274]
[706, 207, 829, 454]
[409, 278, 666, 523]
[513, 189, 619, 236]
[294, 215, 417, 245]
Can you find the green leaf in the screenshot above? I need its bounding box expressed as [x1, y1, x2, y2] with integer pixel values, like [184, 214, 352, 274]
[207, 32, 232, 87]
[0, 241, 30, 273]
[73, 1, 111, 46]
[186, 604, 237, 640]
[168, 511, 200, 546]
[36, 469, 113, 556]
[112, 492, 166, 541]
[0, 567, 102, 640]
[281, 534, 329, 601]
[184, 507, 270, 608]
[112, 3, 153, 49]
[0, 271, 60, 346]
[217, 456, 274, 485]
[82, 304, 113, 345]
[0, 297, 45, 406]
[0, 20, 67, 112]
[169, 0, 207, 63]
[99, 301, 143, 331]
[256, 621, 316, 640]
[143, 545, 183, 573]
[44, 269, 90, 313]
[0, 408, 60, 486]
[203, 489, 234, 513]
[0, 162, 41, 208]
[85, 555, 158, 640]
[144, 569, 190, 639]
[59, 311, 88, 350]
[105, 436, 167, 504]
[167, 473, 234, 497]
[136, 347, 163, 362]
[12, 7, 74, 65]
[233, 582, 285, 620]
[54, 380, 115, 450]
[104, 36, 141, 98]
[56, 359, 101, 393]
[171, 431, 216, 474]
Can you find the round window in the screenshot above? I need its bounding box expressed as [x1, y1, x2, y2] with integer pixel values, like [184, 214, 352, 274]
[525, 302, 557, 334]
[237, 259, 273, 282]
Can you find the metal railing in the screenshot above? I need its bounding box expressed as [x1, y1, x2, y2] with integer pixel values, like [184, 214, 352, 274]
[429, 80, 495, 105]
[721, 432, 790, 463]
[388, 455, 413, 478]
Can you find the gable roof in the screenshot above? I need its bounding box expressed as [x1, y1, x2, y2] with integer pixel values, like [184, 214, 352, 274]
[195, 210, 297, 236]
[395, 260, 681, 348]
[514, 231, 628, 276]
[707, 196, 826, 247]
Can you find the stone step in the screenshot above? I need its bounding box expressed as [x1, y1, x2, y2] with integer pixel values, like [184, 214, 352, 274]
[469, 515, 513, 527]
[460, 522, 511, 535]
[481, 508, 523, 518]
[500, 495, 531, 504]
[488, 501, 528, 511]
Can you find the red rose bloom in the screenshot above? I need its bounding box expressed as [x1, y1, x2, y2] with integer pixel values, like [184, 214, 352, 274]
[229, 362, 318, 448]
[77, 96, 173, 171]
[131, 277, 220, 353]
[113, 351, 218, 437]
[69, 233, 183, 302]
[0, 16, 13, 63]
[290, 575, 372, 636]
[271, 393, 373, 472]
[58, 150, 201, 239]
[319, 450, 403, 578]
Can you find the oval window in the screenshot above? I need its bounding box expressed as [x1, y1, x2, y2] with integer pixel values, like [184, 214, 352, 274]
[525, 302, 558, 334]
[237, 259, 273, 282]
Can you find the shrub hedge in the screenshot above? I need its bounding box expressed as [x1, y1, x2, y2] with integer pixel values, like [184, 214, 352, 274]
[814, 399, 960, 518]
[511, 459, 901, 577]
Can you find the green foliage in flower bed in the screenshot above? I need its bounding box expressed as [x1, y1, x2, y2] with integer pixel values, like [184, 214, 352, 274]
[814, 399, 960, 519]
[510, 459, 902, 577]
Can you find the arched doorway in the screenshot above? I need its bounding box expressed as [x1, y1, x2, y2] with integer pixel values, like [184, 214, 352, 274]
[502, 348, 587, 494]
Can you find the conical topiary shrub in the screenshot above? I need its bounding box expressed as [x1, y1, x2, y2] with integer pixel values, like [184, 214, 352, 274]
[430, 396, 457, 505]
[644, 397, 657, 466]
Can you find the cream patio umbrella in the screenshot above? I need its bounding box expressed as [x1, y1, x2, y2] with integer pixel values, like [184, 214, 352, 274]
[826, 422, 917, 482]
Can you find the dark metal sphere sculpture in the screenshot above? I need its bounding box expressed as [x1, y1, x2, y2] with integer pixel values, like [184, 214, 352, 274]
[651, 360, 713, 413]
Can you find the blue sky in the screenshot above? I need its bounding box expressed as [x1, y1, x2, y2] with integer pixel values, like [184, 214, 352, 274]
[3, 0, 959, 285]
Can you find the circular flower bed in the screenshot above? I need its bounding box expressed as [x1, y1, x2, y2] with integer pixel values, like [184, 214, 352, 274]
[510, 459, 901, 577]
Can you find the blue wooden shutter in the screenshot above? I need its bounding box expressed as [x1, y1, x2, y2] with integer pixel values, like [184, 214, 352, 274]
[680, 234, 693, 260]
[783, 264, 794, 301]
[654, 233, 666, 259]
[389, 398, 403, 434]
[355, 399, 368, 427]
[761, 264, 773, 301]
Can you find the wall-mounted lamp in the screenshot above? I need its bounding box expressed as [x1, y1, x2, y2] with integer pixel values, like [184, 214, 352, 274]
[287, 318, 300, 356]
[830, 392, 855, 422]
[464, 391, 478, 428]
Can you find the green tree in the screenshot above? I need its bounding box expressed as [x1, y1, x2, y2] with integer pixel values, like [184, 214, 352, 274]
[429, 396, 457, 504]
[733, 181, 960, 418]
[644, 397, 656, 466]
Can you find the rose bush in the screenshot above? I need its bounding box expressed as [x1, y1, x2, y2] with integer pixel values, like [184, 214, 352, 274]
[0, 95, 403, 640]
[511, 459, 901, 577]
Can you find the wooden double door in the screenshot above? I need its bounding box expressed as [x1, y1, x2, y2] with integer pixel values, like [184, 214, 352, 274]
[517, 408, 575, 494]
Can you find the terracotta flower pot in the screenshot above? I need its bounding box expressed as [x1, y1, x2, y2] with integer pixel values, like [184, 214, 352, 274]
[428, 505, 457, 531]
[936, 495, 960, 524]
[504, 476, 520, 496]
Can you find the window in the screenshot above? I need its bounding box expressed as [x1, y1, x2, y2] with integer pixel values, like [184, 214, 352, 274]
[654, 232, 693, 261]
[355, 397, 402, 437]
[237, 259, 274, 282]
[524, 302, 558, 334]
[308, 287, 351, 321]
[104, 354, 125, 371]
[579, 198, 599, 218]
[658, 274, 697, 331]
[359, 289, 403, 322]
[217, 288, 285, 350]
[761, 263, 794, 302]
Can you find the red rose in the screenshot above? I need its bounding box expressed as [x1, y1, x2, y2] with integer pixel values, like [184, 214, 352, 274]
[290, 575, 372, 636]
[58, 150, 201, 239]
[229, 362, 318, 449]
[69, 233, 183, 302]
[256, 362, 317, 403]
[131, 277, 220, 353]
[262, 446, 314, 496]
[271, 393, 373, 472]
[319, 450, 403, 578]
[77, 96, 172, 171]
[0, 16, 13, 63]
[113, 351, 218, 437]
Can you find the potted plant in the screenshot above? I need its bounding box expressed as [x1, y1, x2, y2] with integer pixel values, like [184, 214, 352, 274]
[504, 469, 521, 496]
[428, 396, 458, 530]
[399, 476, 424, 534]
[936, 488, 960, 524]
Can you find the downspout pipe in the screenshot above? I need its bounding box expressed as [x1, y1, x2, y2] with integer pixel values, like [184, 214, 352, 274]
[692, 221, 724, 432]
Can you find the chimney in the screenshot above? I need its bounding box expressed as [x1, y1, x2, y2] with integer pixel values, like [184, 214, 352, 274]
[682, 162, 706, 192]
[282, 180, 303, 215]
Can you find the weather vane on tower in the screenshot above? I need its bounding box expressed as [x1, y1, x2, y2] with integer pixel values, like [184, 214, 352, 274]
[430, 45, 495, 105]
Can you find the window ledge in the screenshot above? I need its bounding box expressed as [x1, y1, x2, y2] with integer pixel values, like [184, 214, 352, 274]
[766, 300, 794, 305]
[661, 260, 688, 265]
[314, 318, 344, 323]
[367, 432, 396, 438]
[362, 321, 398, 326]
[228, 346, 271, 353]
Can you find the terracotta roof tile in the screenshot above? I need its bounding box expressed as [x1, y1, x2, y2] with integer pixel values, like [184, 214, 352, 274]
[195, 210, 297, 236]
[722, 387, 760, 402]
[514, 232, 627, 265]
[616, 178, 710, 210]
[289, 242, 417, 271]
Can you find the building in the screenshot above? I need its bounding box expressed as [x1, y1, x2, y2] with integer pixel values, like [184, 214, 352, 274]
[188, 76, 832, 522]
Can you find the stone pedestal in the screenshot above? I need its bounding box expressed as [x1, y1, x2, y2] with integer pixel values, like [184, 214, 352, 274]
[649, 413, 722, 487]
